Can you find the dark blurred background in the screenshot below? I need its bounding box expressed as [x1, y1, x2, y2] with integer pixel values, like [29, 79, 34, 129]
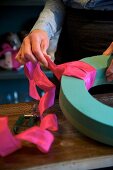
[0, 0, 48, 104]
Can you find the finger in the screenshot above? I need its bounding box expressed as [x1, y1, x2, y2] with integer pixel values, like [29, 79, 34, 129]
[15, 38, 34, 64]
[20, 47, 28, 64]
[106, 74, 113, 82]
[41, 39, 49, 54]
[106, 68, 113, 77]
[15, 48, 25, 64]
[22, 37, 37, 63]
[106, 59, 113, 76]
[43, 52, 52, 62]
[103, 42, 113, 56]
[31, 37, 48, 67]
[41, 39, 53, 66]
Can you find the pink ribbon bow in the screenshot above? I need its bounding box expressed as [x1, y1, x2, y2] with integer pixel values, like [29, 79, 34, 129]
[0, 56, 96, 156]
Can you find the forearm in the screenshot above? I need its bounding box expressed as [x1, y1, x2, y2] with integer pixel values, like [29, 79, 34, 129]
[31, 0, 65, 39]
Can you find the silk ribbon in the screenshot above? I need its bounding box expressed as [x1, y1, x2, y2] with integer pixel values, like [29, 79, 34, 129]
[0, 56, 96, 156]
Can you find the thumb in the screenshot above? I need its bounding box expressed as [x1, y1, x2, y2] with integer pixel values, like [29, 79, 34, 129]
[103, 43, 113, 56]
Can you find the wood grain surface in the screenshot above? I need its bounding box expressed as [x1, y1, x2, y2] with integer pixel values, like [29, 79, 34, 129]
[0, 94, 113, 170]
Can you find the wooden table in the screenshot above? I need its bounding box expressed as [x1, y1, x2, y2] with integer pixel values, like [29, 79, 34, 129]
[1, 93, 113, 170]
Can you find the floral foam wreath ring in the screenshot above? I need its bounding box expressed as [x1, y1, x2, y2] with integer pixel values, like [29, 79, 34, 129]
[59, 55, 113, 146]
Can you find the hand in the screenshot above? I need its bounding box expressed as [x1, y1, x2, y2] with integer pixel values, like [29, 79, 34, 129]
[15, 29, 50, 67]
[103, 42, 113, 82]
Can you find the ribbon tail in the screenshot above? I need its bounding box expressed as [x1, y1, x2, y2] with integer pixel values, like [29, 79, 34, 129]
[38, 87, 56, 115]
[16, 126, 54, 153]
[0, 117, 22, 157]
[29, 80, 40, 100]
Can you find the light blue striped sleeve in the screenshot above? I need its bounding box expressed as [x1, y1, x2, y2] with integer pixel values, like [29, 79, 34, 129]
[31, 0, 65, 39]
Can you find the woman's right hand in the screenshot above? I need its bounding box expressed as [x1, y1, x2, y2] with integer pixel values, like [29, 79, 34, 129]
[103, 42, 113, 82]
[15, 29, 50, 67]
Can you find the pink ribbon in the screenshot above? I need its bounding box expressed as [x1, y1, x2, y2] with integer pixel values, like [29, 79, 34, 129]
[0, 117, 21, 157]
[0, 56, 96, 156]
[0, 114, 57, 156]
[45, 56, 96, 90]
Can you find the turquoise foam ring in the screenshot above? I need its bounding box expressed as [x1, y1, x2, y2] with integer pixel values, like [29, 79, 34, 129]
[59, 55, 113, 146]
